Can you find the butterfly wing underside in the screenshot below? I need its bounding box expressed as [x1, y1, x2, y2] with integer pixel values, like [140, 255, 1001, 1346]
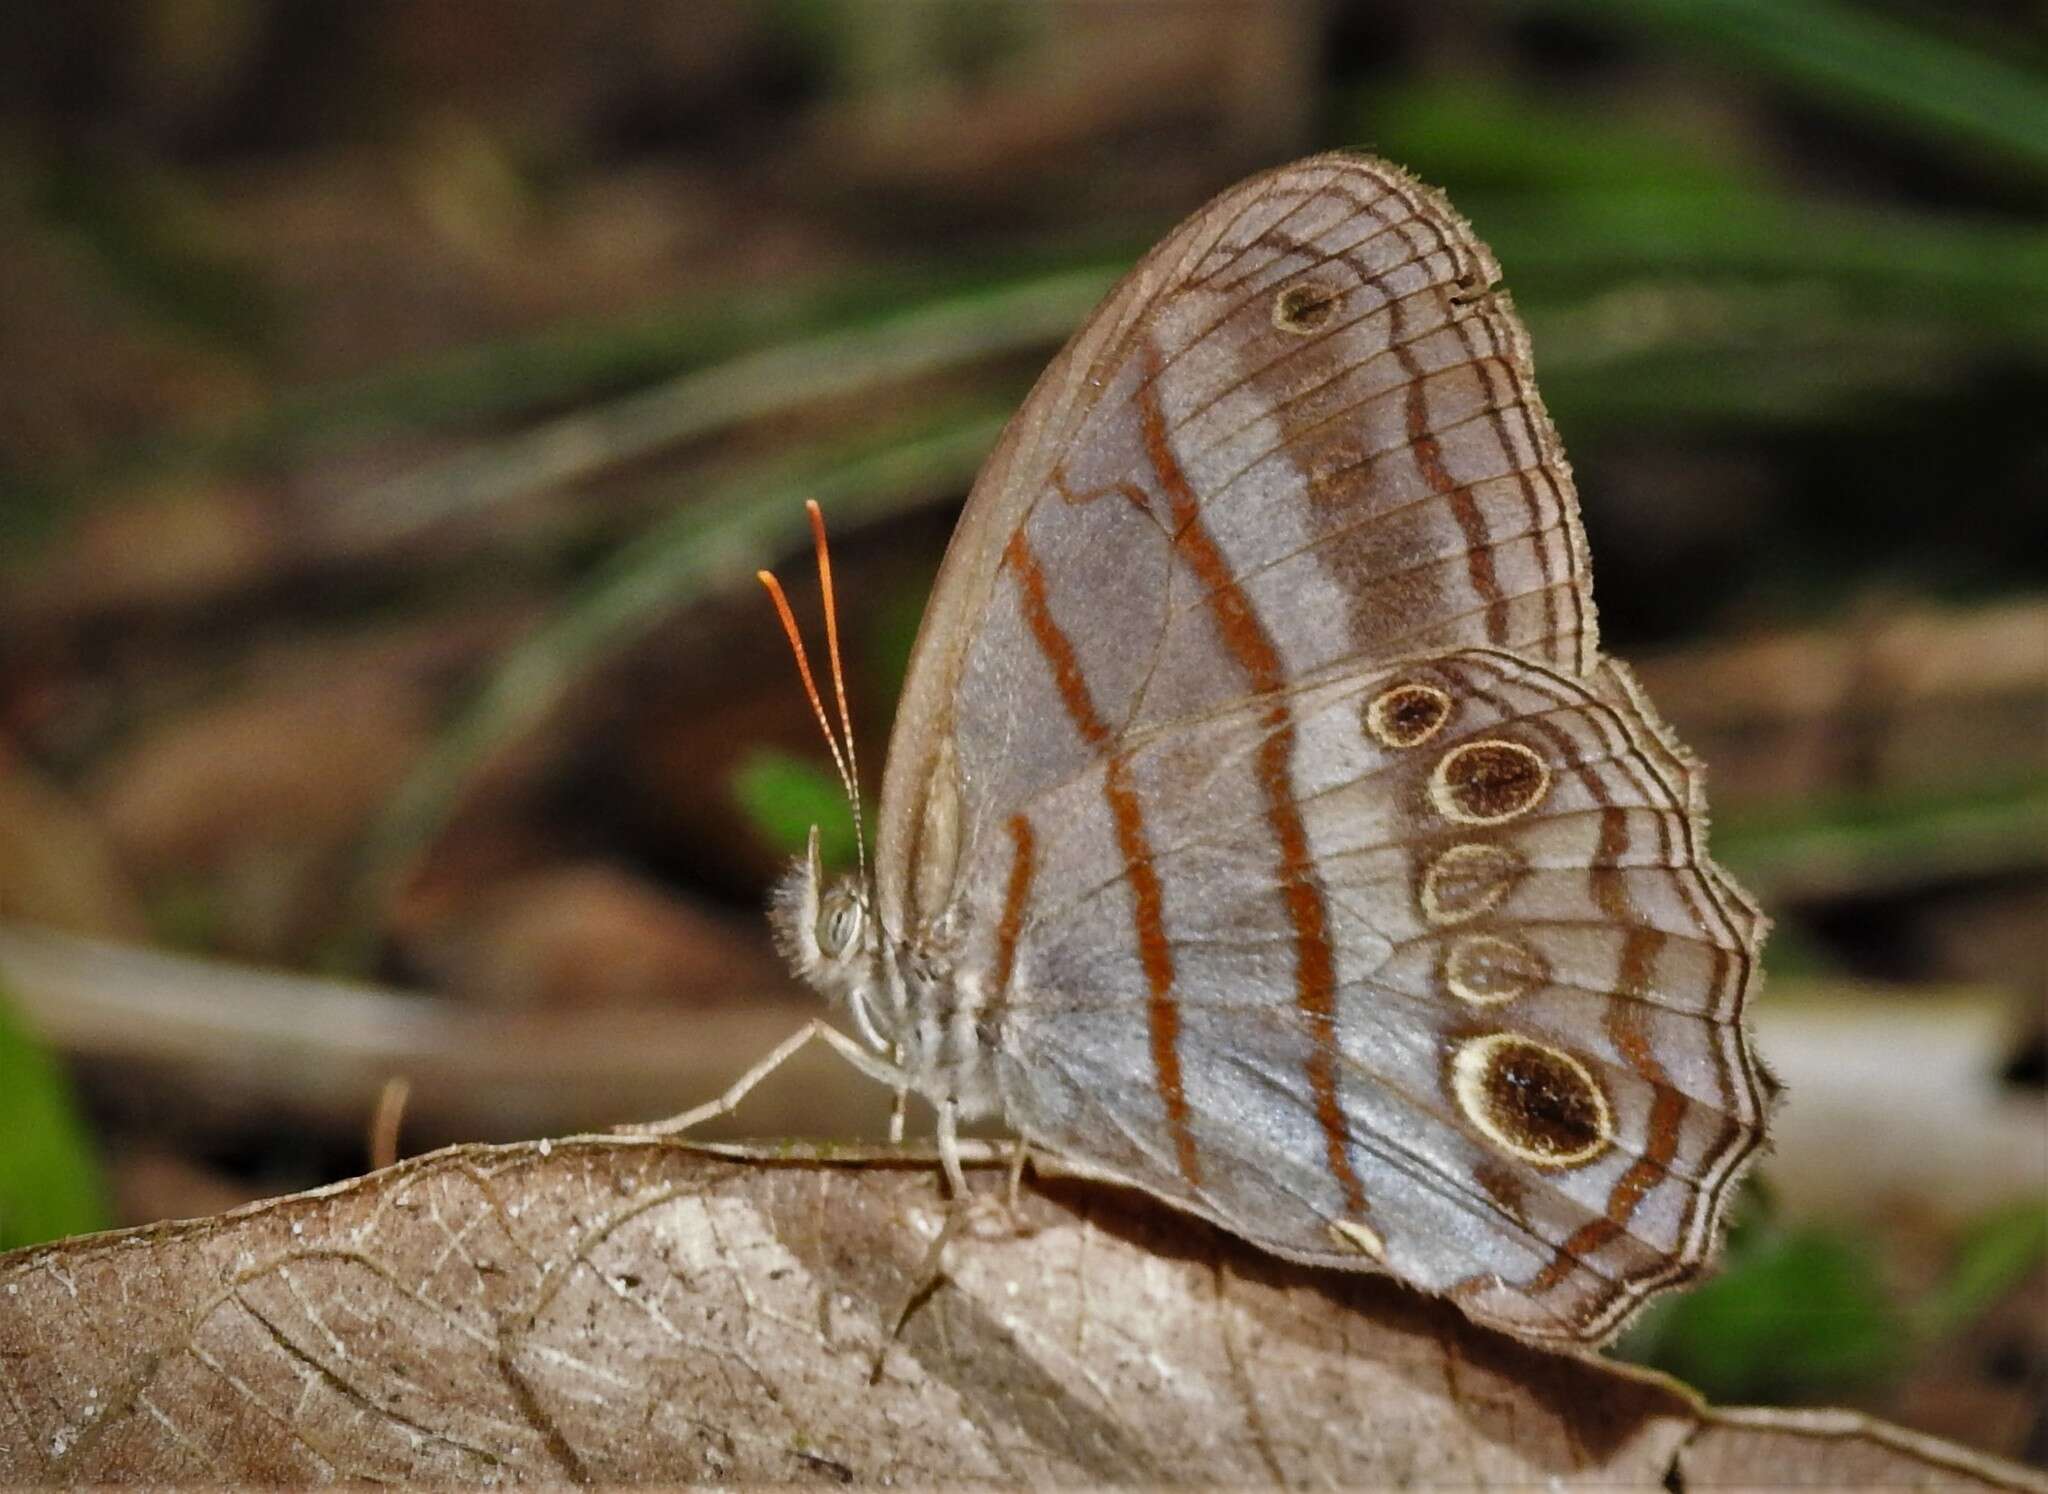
[968, 650, 1764, 1343]
[875, 154, 1769, 1343]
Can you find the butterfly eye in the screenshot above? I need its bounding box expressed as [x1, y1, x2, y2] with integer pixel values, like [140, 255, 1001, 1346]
[815, 894, 865, 959]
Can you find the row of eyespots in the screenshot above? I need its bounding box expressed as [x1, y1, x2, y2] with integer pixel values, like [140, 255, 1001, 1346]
[1364, 679, 1615, 1171]
[1363, 679, 1549, 959]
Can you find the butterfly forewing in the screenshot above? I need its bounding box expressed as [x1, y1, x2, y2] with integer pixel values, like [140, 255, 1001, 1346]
[877, 155, 1593, 934]
[864, 153, 1769, 1344]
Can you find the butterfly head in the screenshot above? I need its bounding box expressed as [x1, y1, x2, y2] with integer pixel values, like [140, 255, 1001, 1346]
[771, 824, 892, 1052]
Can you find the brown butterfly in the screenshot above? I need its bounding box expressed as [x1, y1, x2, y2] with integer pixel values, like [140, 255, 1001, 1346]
[696, 152, 1773, 1346]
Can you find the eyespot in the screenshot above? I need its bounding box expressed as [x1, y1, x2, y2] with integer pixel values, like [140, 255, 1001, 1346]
[1419, 842, 1521, 926]
[1450, 1033, 1614, 1168]
[815, 891, 865, 959]
[1442, 933, 1546, 1006]
[1365, 682, 1452, 749]
[1430, 738, 1550, 825]
[1274, 281, 1340, 334]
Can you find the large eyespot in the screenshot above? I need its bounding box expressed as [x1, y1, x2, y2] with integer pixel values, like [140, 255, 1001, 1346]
[815, 890, 865, 959]
[1450, 1033, 1614, 1169]
[1430, 738, 1550, 825]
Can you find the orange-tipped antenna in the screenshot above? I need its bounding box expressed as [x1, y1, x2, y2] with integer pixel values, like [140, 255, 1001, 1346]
[757, 568, 855, 803]
[756, 504, 867, 879]
[805, 500, 864, 861]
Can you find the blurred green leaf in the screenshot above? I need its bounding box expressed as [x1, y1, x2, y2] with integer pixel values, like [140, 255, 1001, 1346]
[1623, 1193, 2048, 1402]
[1616, 1220, 1909, 1402]
[1919, 1201, 2048, 1340]
[4, 251, 1126, 554]
[0, 979, 109, 1252]
[732, 749, 862, 869]
[1513, 0, 2048, 170]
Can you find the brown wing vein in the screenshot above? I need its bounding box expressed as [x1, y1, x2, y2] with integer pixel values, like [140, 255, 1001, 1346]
[1002, 527, 1201, 1189]
[1135, 338, 1369, 1223]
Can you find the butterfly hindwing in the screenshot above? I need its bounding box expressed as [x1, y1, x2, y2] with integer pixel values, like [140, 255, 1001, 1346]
[952, 650, 1763, 1343]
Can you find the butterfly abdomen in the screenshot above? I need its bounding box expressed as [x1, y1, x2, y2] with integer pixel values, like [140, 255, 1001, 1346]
[890, 937, 1008, 1122]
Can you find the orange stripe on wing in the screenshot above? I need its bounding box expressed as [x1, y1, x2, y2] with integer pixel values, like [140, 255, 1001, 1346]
[1004, 528, 1201, 1189]
[1525, 810, 1681, 1299]
[1134, 345, 1368, 1221]
[1371, 201, 1524, 652]
[1004, 529, 1110, 749]
[993, 813, 1036, 997]
[980, 813, 1037, 1045]
[1337, 219, 1506, 649]
[1106, 754, 1198, 1187]
[1400, 348, 1506, 646]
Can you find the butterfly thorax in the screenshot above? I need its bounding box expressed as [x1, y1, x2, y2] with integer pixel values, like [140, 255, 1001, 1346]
[770, 851, 1003, 1118]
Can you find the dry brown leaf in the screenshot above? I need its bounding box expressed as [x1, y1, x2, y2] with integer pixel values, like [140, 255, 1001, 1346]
[1, 1142, 2039, 1488]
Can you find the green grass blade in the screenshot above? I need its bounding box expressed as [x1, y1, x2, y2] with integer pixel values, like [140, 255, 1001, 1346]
[344, 406, 1009, 950]
[2, 255, 1123, 555]
[1524, 0, 2048, 169]
[334, 268, 1112, 553]
[1711, 778, 2048, 900]
[1917, 1202, 2048, 1340]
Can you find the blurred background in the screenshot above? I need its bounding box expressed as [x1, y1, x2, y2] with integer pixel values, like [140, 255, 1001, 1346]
[0, 0, 2042, 1466]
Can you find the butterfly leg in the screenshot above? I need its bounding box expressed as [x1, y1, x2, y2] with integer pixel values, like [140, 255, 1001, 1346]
[935, 1096, 968, 1198]
[1004, 1138, 1031, 1214]
[887, 1048, 909, 1145]
[614, 1018, 902, 1137]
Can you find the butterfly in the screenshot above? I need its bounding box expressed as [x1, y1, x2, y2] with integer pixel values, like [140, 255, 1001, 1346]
[724, 152, 1771, 1346]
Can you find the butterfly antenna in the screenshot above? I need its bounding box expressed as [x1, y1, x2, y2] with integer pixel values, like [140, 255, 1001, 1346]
[756, 566, 859, 834]
[805, 501, 867, 880]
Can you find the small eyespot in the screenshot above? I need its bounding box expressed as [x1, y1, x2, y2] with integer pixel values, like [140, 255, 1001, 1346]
[815, 893, 865, 958]
[1274, 282, 1339, 334]
[1419, 842, 1521, 926]
[1442, 933, 1546, 1006]
[1366, 683, 1452, 749]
